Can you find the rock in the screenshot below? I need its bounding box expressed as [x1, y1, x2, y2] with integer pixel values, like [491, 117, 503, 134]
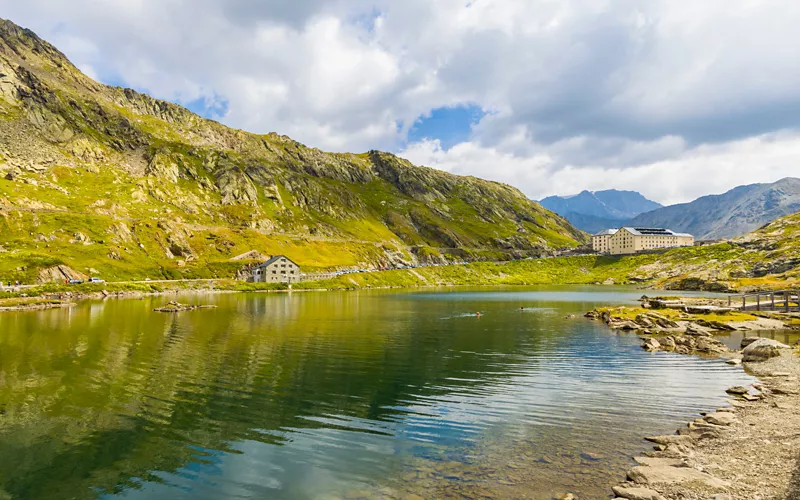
[709, 494, 733, 500]
[644, 434, 695, 446]
[660, 336, 676, 349]
[633, 457, 686, 467]
[655, 317, 680, 329]
[685, 323, 713, 336]
[635, 314, 656, 328]
[642, 338, 661, 352]
[153, 301, 217, 313]
[695, 337, 728, 354]
[740, 336, 761, 348]
[558, 494, 577, 500]
[742, 338, 790, 362]
[726, 386, 749, 395]
[726, 358, 742, 366]
[627, 465, 729, 490]
[704, 412, 737, 426]
[611, 485, 666, 500]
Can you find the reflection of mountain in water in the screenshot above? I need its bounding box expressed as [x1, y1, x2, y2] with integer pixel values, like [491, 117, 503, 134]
[0, 290, 762, 499]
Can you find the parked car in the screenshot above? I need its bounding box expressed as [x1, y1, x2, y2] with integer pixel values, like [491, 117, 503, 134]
[88, 277, 105, 283]
[68, 279, 84, 284]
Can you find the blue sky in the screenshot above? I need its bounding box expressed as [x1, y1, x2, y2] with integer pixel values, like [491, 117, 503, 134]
[407, 105, 486, 150]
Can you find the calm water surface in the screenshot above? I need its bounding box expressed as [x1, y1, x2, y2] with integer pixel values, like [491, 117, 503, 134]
[0, 286, 772, 499]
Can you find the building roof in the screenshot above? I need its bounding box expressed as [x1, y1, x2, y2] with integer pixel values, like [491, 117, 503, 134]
[256, 255, 298, 268]
[620, 227, 693, 237]
[593, 229, 619, 236]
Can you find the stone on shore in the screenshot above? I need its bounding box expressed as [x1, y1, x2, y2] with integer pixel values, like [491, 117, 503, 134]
[626, 465, 729, 490]
[740, 336, 761, 348]
[633, 457, 686, 467]
[704, 412, 737, 426]
[742, 338, 790, 362]
[644, 435, 694, 446]
[611, 485, 666, 500]
[726, 386, 749, 395]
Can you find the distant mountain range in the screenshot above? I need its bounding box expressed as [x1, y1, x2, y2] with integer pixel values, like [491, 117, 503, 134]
[629, 177, 800, 240]
[539, 190, 663, 233]
[540, 178, 800, 240]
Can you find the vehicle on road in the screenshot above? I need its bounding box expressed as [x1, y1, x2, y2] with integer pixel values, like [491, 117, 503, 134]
[68, 279, 84, 284]
[88, 277, 105, 283]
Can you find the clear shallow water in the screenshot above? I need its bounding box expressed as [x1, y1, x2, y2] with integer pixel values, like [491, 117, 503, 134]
[0, 286, 758, 499]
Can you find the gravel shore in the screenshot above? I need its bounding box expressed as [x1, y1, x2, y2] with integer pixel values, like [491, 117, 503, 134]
[610, 344, 800, 500]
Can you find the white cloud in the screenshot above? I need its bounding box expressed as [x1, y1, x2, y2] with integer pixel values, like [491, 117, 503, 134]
[1, 0, 800, 202]
[400, 131, 800, 205]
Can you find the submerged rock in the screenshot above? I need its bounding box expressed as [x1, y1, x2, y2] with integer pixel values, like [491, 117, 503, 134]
[153, 301, 217, 313]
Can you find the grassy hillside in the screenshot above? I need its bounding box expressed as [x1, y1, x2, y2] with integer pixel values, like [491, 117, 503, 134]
[0, 18, 584, 284]
[298, 210, 800, 292]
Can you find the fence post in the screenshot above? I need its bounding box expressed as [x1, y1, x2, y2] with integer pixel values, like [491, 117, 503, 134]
[756, 294, 761, 311]
[771, 293, 775, 310]
[785, 292, 790, 313]
[728, 296, 731, 307]
[742, 296, 747, 310]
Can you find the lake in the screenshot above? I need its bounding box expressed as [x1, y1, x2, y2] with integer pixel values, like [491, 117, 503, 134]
[0, 286, 766, 499]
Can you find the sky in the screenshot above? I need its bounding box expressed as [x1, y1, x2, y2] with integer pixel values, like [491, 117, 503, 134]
[2, 0, 799, 205]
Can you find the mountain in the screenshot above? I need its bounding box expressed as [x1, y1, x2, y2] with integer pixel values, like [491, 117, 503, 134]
[539, 189, 662, 233]
[0, 19, 585, 283]
[628, 178, 800, 240]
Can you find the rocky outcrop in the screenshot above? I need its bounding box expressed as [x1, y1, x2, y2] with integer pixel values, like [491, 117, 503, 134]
[36, 265, 86, 283]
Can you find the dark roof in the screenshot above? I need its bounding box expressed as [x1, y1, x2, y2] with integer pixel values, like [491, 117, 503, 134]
[256, 255, 298, 268]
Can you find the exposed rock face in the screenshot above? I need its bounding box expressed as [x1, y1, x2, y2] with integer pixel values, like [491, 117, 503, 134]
[36, 265, 86, 283]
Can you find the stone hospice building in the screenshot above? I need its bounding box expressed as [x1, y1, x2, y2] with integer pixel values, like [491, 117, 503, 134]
[251, 255, 300, 283]
[591, 227, 694, 255]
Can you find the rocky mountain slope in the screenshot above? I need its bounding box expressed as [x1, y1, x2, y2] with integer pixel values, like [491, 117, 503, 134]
[540, 190, 662, 233]
[0, 18, 584, 283]
[628, 178, 800, 240]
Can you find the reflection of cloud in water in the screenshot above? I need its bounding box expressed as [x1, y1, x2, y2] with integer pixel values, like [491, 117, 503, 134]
[439, 313, 484, 320]
[519, 307, 556, 314]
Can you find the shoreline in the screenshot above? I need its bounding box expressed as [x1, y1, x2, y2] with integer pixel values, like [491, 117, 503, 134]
[589, 304, 800, 499]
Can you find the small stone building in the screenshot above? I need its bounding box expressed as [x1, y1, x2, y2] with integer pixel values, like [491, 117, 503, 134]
[252, 255, 300, 283]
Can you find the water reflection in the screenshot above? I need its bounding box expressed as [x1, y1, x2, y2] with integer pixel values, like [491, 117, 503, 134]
[0, 287, 763, 499]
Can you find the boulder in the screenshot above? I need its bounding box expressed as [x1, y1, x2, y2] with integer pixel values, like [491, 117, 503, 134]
[726, 358, 742, 366]
[642, 338, 661, 352]
[740, 336, 761, 348]
[742, 338, 790, 362]
[704, 412, 737, 426]
[635, 314, 656, 328]
[627, 465, 729, 490]
[611, 486, 666, 500]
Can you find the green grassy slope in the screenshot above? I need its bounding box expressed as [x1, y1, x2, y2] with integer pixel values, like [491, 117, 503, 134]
[0, 18, 585, 283]
[298, 211, 800, 292]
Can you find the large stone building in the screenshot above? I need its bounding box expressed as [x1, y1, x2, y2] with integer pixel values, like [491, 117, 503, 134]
[592, 227, 694, 255]
[252, 255, 300, 283]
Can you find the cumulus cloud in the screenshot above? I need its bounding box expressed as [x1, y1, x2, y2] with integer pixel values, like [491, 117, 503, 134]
[1, 0, 799, 203]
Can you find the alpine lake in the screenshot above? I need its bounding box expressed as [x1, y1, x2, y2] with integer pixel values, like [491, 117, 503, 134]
[3, 286, 794, 499]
